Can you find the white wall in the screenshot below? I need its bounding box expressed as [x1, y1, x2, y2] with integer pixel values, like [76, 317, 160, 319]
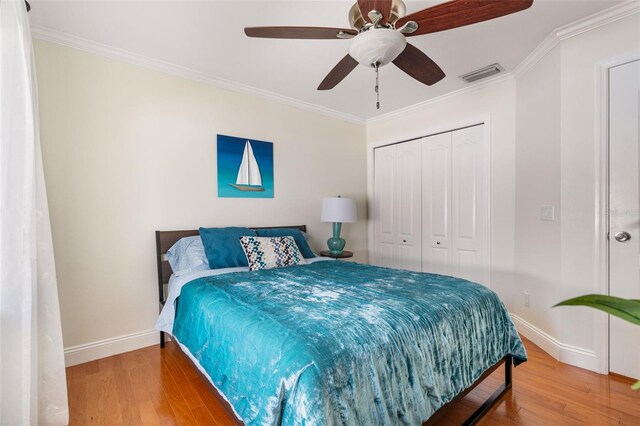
[34, 40, 367, 363]
[368, 12, 640, 373]
[513, 14, 640, 371]
[514, 46, 562, 340]
[559, 14, 640, 360]
[367, 80, 518, 310]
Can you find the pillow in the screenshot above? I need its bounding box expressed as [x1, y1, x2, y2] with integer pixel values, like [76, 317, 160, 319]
[166, 236, 209, 276]
[255, 228, 316, 258]
[239, 236, 306, 271]
[199, 227, 257, 269]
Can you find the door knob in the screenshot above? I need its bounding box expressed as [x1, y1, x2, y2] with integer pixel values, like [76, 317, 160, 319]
[614, 231, 631, 242]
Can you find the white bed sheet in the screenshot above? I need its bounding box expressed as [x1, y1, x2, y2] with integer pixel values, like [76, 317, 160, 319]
[155, 257, 333, 334]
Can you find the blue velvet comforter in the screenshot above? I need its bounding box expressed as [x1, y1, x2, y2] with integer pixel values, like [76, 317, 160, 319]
[172, 261, 526, 425]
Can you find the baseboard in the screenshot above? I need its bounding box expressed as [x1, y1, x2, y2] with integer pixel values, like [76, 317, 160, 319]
[509, 313, 599, 373]
[64, 329, 161, 367]
[65, 317, 600, 372]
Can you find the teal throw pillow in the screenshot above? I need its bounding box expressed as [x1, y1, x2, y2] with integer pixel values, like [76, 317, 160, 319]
[199, 227, 257, 269]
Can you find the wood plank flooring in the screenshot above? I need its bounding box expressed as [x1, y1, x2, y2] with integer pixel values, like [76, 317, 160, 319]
[66, 336, 640, 425]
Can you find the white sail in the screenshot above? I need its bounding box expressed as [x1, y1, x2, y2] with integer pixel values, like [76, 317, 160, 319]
[235, 141, 262, 186]
[236, 142, 250, 185]
[246, 142, 262, 186]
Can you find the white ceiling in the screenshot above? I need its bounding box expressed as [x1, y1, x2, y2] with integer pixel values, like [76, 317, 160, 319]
[29, 0, 624, 121]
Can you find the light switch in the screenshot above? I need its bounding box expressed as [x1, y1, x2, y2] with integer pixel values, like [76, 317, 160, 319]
[541, 204, 555, 221]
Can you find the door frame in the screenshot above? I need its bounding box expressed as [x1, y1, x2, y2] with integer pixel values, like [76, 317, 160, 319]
[594, 52, 640, 375]
[368, 115, 491, 288]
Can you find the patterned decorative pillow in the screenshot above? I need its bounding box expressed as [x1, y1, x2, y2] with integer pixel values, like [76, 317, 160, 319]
[239, 236, 307, 271]
[255, 228, 316, 259]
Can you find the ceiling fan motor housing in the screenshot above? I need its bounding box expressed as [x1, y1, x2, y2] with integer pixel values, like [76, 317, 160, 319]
[348, 28, 407, 67]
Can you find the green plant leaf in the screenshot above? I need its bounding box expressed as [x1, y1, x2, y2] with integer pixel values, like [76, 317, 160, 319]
[632, 381, 640, 390]
[554, 294, 640, 326]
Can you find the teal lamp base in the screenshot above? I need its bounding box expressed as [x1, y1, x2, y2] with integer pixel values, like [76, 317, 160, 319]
[327, 222, 345, 255]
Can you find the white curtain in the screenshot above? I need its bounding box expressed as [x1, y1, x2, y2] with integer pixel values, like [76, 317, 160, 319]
[0, 0, 69, 424]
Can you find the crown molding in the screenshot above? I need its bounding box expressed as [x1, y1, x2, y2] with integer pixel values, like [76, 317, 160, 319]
[367, 72, 514, 124]
[31, 1, 639, 126]
[512, 0, 640, 78]
[369, 0, 639, 124]
[30, 25, 366, 126]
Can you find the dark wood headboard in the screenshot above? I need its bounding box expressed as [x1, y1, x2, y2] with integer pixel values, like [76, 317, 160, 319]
[155, 225, 307, 302]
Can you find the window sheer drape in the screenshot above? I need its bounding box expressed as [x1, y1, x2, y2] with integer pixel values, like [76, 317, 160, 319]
[0, 0, 69, 424]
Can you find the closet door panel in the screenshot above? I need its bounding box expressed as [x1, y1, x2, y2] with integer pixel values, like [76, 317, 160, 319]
[422, 133, 452, 275]
[454, 249, 479, 282]
[395, 140, 422, 271]
[451, 125, 485, 284]
[373, 144, 397, 268]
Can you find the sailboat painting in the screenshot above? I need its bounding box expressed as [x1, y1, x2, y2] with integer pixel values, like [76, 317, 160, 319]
[217, 134, 274, 198]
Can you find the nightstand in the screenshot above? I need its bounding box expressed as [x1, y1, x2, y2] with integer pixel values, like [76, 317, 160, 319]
[319, 250, 353, 259]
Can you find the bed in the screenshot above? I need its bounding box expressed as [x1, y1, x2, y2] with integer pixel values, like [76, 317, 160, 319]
[155, 226, 526, 425]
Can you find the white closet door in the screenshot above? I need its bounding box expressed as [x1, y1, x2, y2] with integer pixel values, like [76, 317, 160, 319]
[451, 125, 486, 285]
[373, 144, 397, 268]
[395, 140, 422, 271]
[422, 133, 452, 275]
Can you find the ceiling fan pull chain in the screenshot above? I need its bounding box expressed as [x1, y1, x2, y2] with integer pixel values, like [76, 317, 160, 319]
[374, 62, 380, 110]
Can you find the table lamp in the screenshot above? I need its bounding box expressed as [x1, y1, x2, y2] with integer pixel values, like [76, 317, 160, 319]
[321, 196, 357, 255]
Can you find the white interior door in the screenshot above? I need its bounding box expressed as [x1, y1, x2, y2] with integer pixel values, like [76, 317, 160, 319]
[395, 140, 422, 271]
[609, 59, 640, 379]
[422, 133, 452, 275]
[451, 125, 486, 285]
[373, 144, 396, 268]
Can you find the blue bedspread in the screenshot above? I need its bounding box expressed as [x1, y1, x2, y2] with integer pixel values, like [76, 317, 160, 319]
[172, 261, 526, 425]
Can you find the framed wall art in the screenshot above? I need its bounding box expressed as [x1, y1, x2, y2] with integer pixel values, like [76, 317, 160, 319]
[217, 134, 274, 198]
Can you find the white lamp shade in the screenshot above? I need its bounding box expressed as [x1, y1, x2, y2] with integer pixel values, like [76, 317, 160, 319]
[321, 197, 357, 223]
[348, 28, 407, 67]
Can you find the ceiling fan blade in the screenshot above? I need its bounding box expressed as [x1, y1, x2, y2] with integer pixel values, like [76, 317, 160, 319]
[318, 55, 359, 90]
[357, 0, 393, 24]
[244, 26, 357, 39]
[397, 0, 534, 37]
[392, 43, 445, 86]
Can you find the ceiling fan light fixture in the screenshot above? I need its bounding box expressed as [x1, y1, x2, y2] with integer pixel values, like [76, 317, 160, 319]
[348, 28, 407, 67]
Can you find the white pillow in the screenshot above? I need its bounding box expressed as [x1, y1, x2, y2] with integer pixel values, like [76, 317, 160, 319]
[167, 236, 209, 276]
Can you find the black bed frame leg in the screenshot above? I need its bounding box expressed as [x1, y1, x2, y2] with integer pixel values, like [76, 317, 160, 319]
[462, 355, 512, 426]
[160, 331, 165, 348]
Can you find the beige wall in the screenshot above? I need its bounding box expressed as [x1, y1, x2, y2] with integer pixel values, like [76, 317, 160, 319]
[34, 40, 367, 353]
[35, 11, 639, 370]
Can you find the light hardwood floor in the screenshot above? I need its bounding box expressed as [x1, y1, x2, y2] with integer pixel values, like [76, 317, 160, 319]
[66, 336, 640, 425]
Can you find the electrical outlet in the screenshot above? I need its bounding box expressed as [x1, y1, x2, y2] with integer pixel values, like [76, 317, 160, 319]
[524, 292, 530, 307]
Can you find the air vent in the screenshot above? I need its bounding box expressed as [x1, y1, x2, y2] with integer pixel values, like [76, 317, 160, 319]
[459, 63, 504, 83]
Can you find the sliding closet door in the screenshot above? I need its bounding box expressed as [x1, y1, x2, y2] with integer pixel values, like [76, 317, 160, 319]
[395, 140, 422, 271]
[373, 144, 396, 268]
[451, 125, 486, 284]
[422, 133, 452, 275]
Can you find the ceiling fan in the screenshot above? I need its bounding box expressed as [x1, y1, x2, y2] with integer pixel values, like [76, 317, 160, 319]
[245, 0, 533, 107]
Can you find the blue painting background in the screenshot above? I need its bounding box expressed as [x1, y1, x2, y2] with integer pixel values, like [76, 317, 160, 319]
[217, 134, 274, 198]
